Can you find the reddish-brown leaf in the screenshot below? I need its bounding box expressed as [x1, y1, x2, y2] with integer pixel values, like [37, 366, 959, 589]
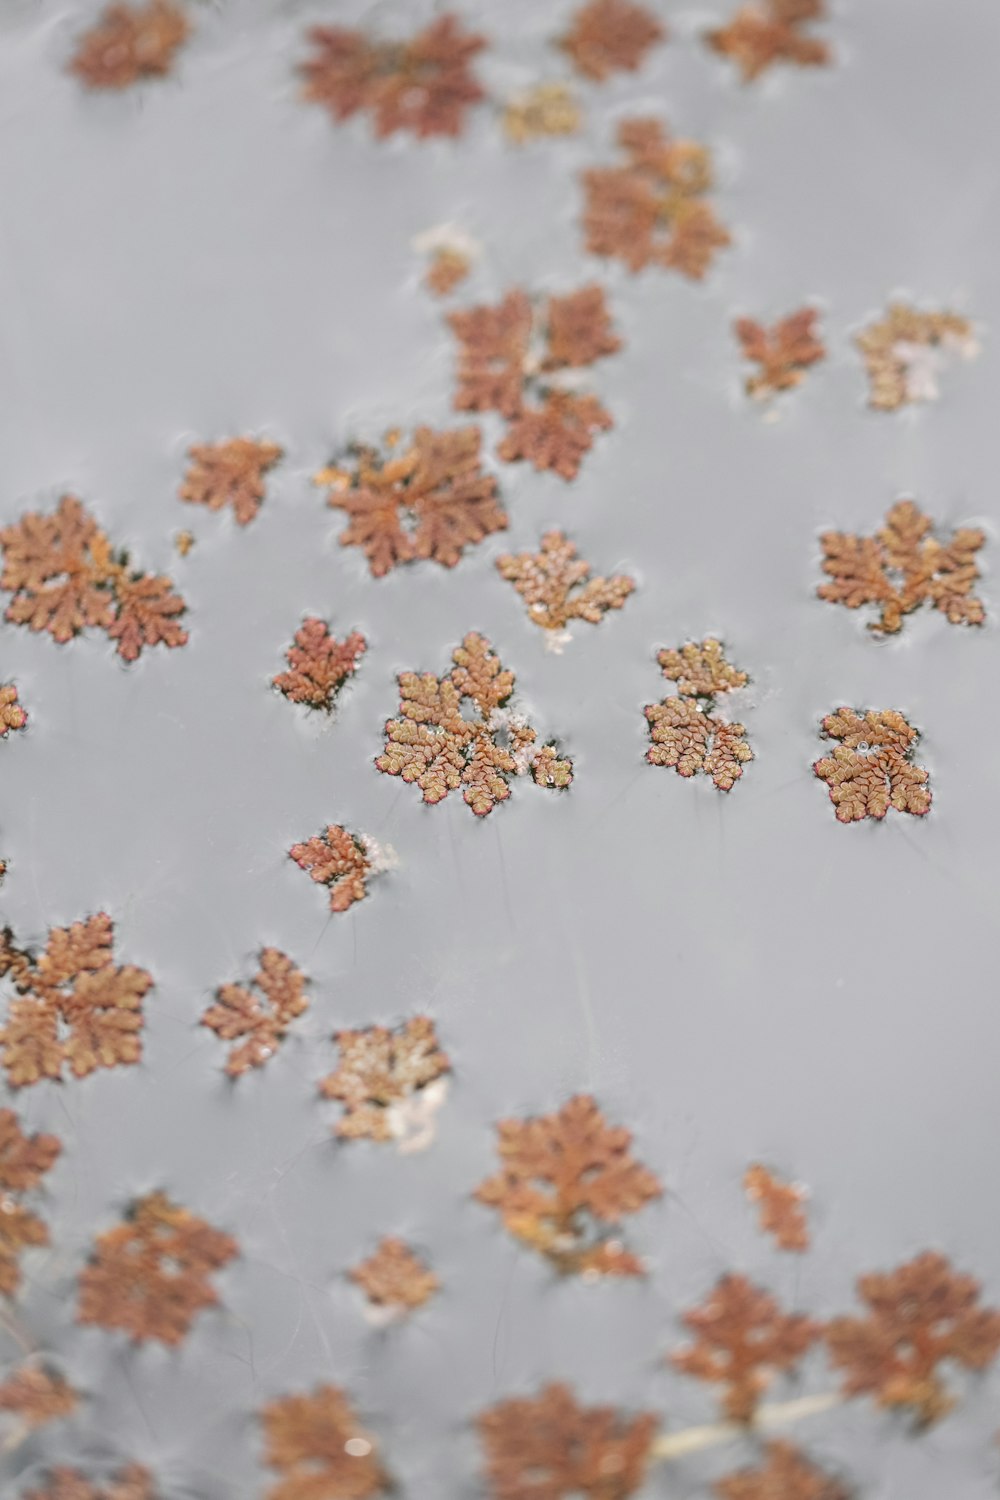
[0, 1363, 78, 1432]
[273, 618, 367, 711]
[744, 1164, 810, 1252]
[583, 117, 730, 277]
[377, 632, 572, 815]
[671, 1274, 820, 1421]
[0, 496, 187, 662]
[826, 1251, 1000, 1426]
[0, 1108, 61, 1296]
[707, 0, 831, 81]
[813, 708, 931, 823]
[349, 1236, 439, 1311]
[289, 824, 376, 912]
[818, 499, 985, 635]
[478, 1382, 657, 1500]
[475, 1094, 662, 1277]
[261, 1384, 389, 1500]
[22, 1465, 157, 1500]
[316, 427, 507, 576]
[560, 0, 666, 81]
[735, 308, 826, 398]
[497, 530, 635, 634]
[645, 640, 752, 790]
[202, 948, 308, 1076]
[299, 14, 486, 140]
[855, 304, 976, 411]
[180, 438, 283, 526]
[0, 913, 153, 1087]
[68, 1, 190, 89]
[77, 1191, 238, 1345]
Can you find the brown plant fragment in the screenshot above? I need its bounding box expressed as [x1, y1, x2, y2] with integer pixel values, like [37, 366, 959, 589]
[320, 1016, 450, 1145]
[202, 948, 308, 1077]
[497, 531, 634, 638]
[735, 309, 826, 398]
[826, 1251, 1000, 1427]
[23, 1465, 157, 1500]
[261, 1384, 388, 1500]
[349, 1237, 438, 1312]
[299, 14, 486, 141]
[68, 1, 190, 90]
[180, 438, 283, 527]
[315, 426, 506, 576]
[503, 82, 581, 144]
[645, 639, 752, 791]
[478, 1382, 657, 1500]
[449, 285, 620, 479]
[174, 530, 195, 556]
[77, 1191, 237, 1345]
[0, 1109, 61, 1296]
[818, 499, 985, 635]
[716, 1440, 850, 1500]
[744, 1164, 809, 1252]
[707, 0, 831, 82]
[0, 1363, 78, 1431]
[856, 304, 977, 411]
[0, 685, 27, 877]
[289, 825, 377, 913]
[559, 0, 666, 82]
[377, 632, 572, 815]
[671, 1273, 820, 1422]
[814, 708, 931, 823]
[0, 914, 153, 1088]
[583, 117, 731, 277]
[474, 1094, 661, 1277]
[425, 246, 471, 297]
[274, 619, 367, 711]
[0, 496, 187, 662]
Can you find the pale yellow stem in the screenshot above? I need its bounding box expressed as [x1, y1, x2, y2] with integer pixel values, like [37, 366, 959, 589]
[651, 1391, 844, 1461]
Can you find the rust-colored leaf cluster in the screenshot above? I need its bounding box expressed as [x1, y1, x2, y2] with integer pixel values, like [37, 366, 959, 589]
[201, 948, 308, 1077]
[497, 529, 626, 623]
[0, 914, 153, 1087]
[645, 639, 753, 791]
[349, 1236, 439, 1312]
[0, 496, 187, 662]
[583, 117, 731, 278]
[0, 1108, 61, 1296]
[315, 426, 507, 576]
[261, 1384, 388, 1500]
[180, 437, 283, 527]
[856, 304, 977, 411]
[503, 83, 582, 145]
[273, 619, 367, 711]
[0, 1363, 78, 1432]
[377, 632, 573, 815]
[299, 14, 486, 141]
[320, 1016, 450, 1145]
[735, 308, 826, 398]
[23, 1466, 156, 1500]
[497, 531, 635, 641]
[825, 1251, 1000, 1427]
[68, 1, 190, 90]
[289, 824, 378, 913]
[813, 708, 931, 823]
[474, 1094, 661, 1278]
[671, 1273, 820, 1422]
[716, 1441, 850, 1500]
[707, 0, 831, 82]
[77, 1191, 237, 1345]
[744, 1164, 810, 1252]
[478, 1382, 657, 1500]
[559, 0, 666, 82]
[818, 499, 985, 634]
[449, 285, 620, 479]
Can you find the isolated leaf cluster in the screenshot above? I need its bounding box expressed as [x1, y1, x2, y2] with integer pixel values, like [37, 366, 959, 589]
[559, 0, 666, 82]
[583, 117, 731, 278]
[813, 707, 931, 822]
[68, 1, 190, 89]
[201, 948, 309, 1077]
[707, 0, 831, 81]
[377, 632, 572, 815]
[645, 639, 753, 791]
